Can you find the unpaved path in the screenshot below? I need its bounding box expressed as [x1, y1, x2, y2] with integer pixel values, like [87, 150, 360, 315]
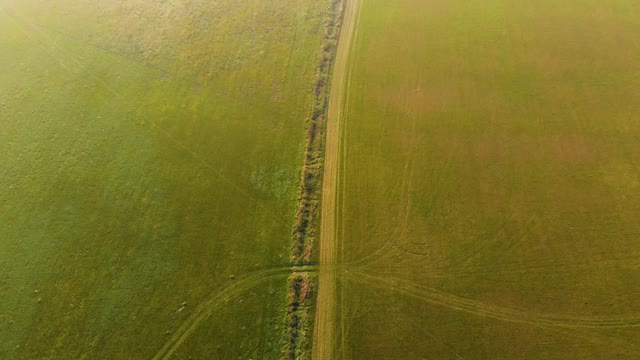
[313, 0, 361, 358]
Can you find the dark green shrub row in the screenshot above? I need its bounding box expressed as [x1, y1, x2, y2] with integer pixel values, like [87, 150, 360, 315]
[284, 0, 344, 358]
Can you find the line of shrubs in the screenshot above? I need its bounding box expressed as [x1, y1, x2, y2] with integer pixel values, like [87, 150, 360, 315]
[284, 0, 344, 359]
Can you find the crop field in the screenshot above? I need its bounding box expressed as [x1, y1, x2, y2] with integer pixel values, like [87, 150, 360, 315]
[0, 0, 331, 358]
[331, 0, 640, 359]
[3, 0, 640, 358]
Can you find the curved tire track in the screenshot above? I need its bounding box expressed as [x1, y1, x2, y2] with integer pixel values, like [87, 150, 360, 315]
[153, 265, 317, 360]
[345, 270, 640, 329]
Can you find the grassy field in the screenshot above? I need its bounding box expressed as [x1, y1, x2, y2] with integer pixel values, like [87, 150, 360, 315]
[0, 0, 330, 358]
[334, 0, 640, 358]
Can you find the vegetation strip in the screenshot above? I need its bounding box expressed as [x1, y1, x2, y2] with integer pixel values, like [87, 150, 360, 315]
[284, 0, 345, 358]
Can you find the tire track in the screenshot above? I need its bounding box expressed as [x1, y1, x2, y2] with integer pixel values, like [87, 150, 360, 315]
[345, 270, 640, 329]
[152, 265, 317, 360]
[312, 0, 361, 358]
[337, 2, 362, 358]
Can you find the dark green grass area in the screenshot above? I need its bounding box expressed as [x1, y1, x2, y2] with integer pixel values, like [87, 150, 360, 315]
[0, 1, 328, 358]
[337, 0, 640, 358]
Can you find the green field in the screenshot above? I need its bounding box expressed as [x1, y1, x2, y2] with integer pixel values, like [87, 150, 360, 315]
[0, 1, 330, 358]
[4, 0, 640, 358]
[334, 0, 640, 359]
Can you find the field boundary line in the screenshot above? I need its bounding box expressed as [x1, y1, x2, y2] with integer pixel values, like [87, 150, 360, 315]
[312, 0, 361, 359]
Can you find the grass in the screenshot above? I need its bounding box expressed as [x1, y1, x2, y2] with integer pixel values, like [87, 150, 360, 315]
[0, 0, 331, 358]
[335, 0, 640, 358]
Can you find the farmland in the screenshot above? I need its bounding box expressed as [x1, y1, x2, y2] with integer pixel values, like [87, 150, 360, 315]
[329, 0, 640, 359]
[3, 0, 640, 358]
[0, 0, 332, 358]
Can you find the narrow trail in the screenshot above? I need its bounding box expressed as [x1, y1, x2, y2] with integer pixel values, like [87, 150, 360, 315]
[152, 265, 317, 360]
[312, 0, 361, 359]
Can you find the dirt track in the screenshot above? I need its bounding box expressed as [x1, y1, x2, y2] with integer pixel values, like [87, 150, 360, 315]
[312, 0, 361, 358]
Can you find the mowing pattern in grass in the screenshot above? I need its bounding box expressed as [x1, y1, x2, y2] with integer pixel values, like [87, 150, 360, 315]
[0, 1, 331, 358]
[336, 0, 640, 359]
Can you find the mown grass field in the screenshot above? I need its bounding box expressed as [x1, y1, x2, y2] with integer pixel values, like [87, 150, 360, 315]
[0, 0, 330, 358]
[336, 0, 640, 358]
